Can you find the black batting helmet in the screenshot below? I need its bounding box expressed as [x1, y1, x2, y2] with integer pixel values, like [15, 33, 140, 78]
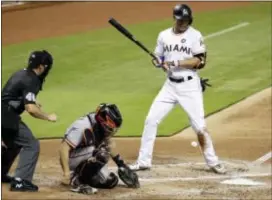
[173, 4, 193, 25]
[95, 103, 123, 136]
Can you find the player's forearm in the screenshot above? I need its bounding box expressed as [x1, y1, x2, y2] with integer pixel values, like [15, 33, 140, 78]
[109, 145, 126, 167]
[176, 57, 200, 69]
[109, 143, 118, 160]
[111, 153, 126, 168]
[25, 104, 50, 121]
[110, 151, 118, 158]
[59, 142, 71, 176]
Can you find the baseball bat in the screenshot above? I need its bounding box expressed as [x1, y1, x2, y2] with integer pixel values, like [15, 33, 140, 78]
[108, 17, 157, 60]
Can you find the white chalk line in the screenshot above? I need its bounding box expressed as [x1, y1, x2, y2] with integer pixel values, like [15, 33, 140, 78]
[139, 172, 271, 184]
[116, 172, 270, 199]
[251, 151, 272, 165]
[133, 151, 271, 184]
[109, 162, 205, 170]
[110, 150, 271, 171]
[6, 22, 250, 60]
[1, 2, 25, 8]
[204, 22, 250, 40]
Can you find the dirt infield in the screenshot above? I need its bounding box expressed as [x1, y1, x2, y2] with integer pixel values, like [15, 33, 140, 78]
[2, 2, 271, 200]
[2, 88, 271, 199]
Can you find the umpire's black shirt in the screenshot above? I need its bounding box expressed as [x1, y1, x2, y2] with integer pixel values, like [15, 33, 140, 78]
[2, 69, 41, 115]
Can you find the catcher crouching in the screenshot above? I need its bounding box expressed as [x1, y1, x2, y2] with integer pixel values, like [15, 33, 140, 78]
[59, 103, 140, 194]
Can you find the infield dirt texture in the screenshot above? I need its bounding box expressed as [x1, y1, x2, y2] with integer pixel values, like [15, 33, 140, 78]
[2, 2, 271, 200]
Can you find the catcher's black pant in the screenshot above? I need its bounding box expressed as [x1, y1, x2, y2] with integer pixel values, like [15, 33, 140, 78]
[2, 121, 40, 182]
[71, 146, 118, 189]
[77, 163, 118, 189]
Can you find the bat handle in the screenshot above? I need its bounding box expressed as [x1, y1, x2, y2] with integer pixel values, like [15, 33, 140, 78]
[150, 53, 157, 60]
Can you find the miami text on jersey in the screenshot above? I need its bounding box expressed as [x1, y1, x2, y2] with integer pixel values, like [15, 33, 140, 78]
[163, 44, 191, 54]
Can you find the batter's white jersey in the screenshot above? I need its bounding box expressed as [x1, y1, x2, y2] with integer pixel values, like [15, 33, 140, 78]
[133, 26, 221, 169]
[155, 27, 206, 78]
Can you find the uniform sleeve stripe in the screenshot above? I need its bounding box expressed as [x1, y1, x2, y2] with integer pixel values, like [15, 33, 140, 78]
[82, 128, 94, 145]
[83, 130, 87, 145]
[65, 138, 76, 148]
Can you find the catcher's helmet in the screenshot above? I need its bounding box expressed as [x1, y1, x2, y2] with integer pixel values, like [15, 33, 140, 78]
[173, 4, 193, 25]
[95, 103, 122, 135]
[27, 50, 53, 90]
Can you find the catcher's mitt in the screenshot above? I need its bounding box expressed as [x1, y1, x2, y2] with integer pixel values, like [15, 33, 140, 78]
[118, 166, 140, 188]
[112, 154, 140, 188]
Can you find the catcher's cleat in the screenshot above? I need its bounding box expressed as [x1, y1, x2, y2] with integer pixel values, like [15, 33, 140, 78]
[70, 184, 98, 195]
[129, 162, 151, 171]
[10, 177, 38, 192]
[70, 173, 81, 187]
[210, 164, 227, 174]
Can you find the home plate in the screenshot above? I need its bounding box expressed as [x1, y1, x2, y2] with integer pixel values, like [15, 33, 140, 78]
[221, 178, 266, 186]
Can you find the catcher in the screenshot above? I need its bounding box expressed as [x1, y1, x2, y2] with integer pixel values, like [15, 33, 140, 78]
[59, 103, 139, 194]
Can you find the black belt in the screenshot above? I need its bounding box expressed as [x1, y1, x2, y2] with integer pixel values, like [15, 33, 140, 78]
[169, 76, 193, 83]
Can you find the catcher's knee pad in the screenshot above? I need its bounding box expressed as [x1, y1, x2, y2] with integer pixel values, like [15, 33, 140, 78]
[75, 161, 106, 184]
[105, 172, 118, 189]
[74, 148, 110, 184]
[95, 148, 110, 164]
[90, 172, 118, 189]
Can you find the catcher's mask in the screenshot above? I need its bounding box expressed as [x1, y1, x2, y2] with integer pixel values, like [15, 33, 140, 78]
[173, 4, 193, 33]
[95, 103, 122, 136]
[27, 50, 53, 90]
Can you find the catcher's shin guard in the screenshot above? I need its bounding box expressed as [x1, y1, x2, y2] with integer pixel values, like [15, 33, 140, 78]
[75, 161, 105, 184]
[90, 172, 118, 189]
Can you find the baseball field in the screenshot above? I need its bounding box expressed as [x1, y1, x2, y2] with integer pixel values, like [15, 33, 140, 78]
[1, 2, 271, 199]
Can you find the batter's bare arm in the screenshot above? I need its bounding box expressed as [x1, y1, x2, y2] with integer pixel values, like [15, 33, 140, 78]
[177, 57, 201, 69]
[166, 53, 206, 69]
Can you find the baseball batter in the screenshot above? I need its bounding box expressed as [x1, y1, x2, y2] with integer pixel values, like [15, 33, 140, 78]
[129, 4, 226, 174]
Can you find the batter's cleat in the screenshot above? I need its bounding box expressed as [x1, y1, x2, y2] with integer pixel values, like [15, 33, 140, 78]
[129, 162, 151, 171]
[10, 177, 38, 192]
[210, 164, 227, 174]
[2, 175, 13, 183]
[70, 184, 98, 195]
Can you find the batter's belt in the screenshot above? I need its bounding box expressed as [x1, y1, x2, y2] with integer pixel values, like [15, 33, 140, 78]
[169, 76, 193, 83]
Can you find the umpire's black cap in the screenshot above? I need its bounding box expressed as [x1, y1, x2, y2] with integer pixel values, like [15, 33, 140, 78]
[27, 50, 53, 70]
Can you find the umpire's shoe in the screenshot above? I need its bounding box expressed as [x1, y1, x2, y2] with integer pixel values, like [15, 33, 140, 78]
[10, 177, 38, 192]
[2, 175, 13, 183]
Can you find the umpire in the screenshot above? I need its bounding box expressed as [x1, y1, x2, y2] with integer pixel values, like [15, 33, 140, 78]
[1, 50, 57, 192]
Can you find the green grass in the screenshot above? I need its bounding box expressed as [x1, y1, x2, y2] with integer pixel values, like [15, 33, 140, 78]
[2, 2, 271, 138]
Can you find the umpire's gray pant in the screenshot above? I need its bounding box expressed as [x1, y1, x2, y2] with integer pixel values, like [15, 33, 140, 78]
[3, 121, 40, 182]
